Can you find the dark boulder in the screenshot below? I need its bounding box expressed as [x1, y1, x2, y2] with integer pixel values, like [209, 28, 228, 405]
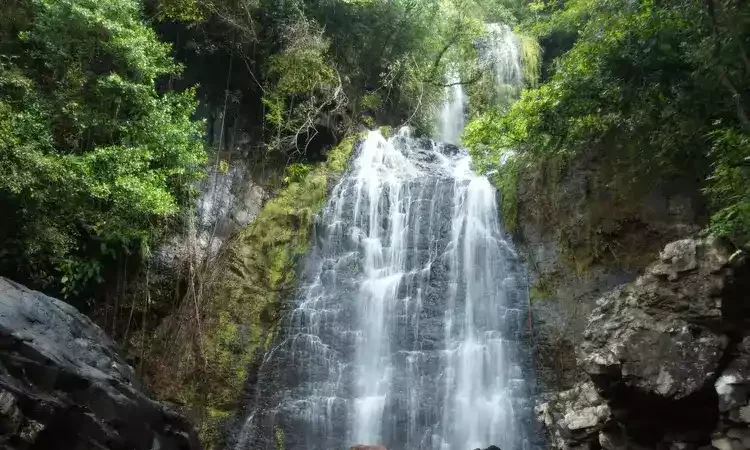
[0, 277, 200, 450]
[537, 238, 750, 450]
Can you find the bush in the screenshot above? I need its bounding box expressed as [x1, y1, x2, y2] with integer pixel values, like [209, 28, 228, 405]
[465, 0, 750, 249]
[0, 0, 206, 298]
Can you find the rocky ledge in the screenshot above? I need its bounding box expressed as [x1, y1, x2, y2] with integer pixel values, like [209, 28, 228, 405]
[537, 238, 750, 450]
[0, 277, 200, 450]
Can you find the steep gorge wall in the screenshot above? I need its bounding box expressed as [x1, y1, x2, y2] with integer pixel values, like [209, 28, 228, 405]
[141, 134, 362, 448]
[515, 154, 707, 389]
[87, 27, 371, 440]
[517, 154, 750, 450]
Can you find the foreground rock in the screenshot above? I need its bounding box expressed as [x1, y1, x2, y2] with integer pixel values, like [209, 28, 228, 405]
[0, 277, 200, 450]
[538, 238, 750, 450]
[536, 381, 611, 450]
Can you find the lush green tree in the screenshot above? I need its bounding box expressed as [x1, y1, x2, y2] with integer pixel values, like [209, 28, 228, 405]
[465, 0, 750, 248]
[0, 0, 206, 298]
[153, 0, 509, 157]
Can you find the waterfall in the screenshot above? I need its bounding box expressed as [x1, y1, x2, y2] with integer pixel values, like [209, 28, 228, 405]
[436, 23, 525, 146]
[438, 70, 466, 145]
[236, 131, 532, 450]
[482, 23, 524, 88]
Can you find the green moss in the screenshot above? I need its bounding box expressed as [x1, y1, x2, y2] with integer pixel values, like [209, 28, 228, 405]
[275, 426, 285, 450]
[487, 156, 521, 233]
[362, 115, 376, 128]
[325, 135, 359, 174]
[379, 126, 394, 137]
[361, 92, 382, 111]
[198, 408, 232, 447]
[530, 272, 558, 301]
[518, 34, 541, 88]
[179, 133, 362, 448]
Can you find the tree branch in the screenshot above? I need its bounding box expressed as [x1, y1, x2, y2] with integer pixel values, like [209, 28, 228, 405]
[425, 71, 484, 88]
[430, 32, 462, 74]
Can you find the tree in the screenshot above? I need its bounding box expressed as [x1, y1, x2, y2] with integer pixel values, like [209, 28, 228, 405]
[153, 0, 508, 157]
[465, 0, 750, 248]
[0, 0, 206, 299]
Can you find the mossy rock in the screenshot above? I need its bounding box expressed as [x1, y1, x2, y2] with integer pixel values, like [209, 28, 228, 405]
[173, 133, 362, 448]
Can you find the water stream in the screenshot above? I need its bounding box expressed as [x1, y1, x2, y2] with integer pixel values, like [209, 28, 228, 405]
[235, 23, 532, 450]
[438, 70, 466, 145]
[236, 131, 532, 450]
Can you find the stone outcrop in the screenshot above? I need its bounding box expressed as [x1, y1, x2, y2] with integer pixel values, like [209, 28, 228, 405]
[537, 237, 750, 450]
[536, 381, 611, 450]
[713, 337, 750, 450]
[518, 152, 705, 390]
[0, 277, 200, 450]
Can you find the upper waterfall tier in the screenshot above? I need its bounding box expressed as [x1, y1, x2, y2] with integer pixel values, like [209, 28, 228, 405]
[436, 23, 525, 146]
[236, 131, 533, 450]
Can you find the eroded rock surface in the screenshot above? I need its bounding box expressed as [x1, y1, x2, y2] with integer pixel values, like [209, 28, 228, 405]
[538, 238, 750, 450]
[536, 381, 610, 450]
[712, 337, 750, 450]
[0, 277, 200, 450]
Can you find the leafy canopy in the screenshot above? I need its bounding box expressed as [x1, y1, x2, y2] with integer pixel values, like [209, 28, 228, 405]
[0, 0, 206, 298]
[154, 0, 514, 156]
[465, 0, 750, 248]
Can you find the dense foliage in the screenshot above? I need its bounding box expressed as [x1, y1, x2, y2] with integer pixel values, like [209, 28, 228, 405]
[153, 0, 514, 158]
[0, 0, 531, 301]
[145, 134, 361, 446]
[0, 0, 206, 298]
[465, 0, 750, 248]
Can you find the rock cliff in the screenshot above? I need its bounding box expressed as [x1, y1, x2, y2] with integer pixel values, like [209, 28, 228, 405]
[536, 238, 750, 450]
[517, 154, 706, 390]
[0, 277, 200, 450]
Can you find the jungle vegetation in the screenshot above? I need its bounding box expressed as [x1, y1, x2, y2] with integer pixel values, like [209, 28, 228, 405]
[465, 0, 750, 249]
[2, 0, 749, 446]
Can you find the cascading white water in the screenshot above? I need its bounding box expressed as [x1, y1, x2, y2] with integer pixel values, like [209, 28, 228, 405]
[483, 23, 524, 88]
[236, 130, 531, 450]
[430, 29, 526, 448]
[437, 156, 520, 450]
[438, 70, 466, 145]
[236, 22, 533, 450]
[349, 131, 421, 444]
[436, 23, 524, 146]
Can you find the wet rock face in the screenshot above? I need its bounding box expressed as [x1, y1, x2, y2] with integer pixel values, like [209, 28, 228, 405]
[517, 152, 706, 392]
[713, 337, 750, 450]
[0, 277, 200, 450]
[537, 238, 750, 450]
[238, 135, 535, 450]
[536, 381, 611, 450]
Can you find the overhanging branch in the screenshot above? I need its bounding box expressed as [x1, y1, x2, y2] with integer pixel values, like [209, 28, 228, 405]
[425, 71, 484, 88]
